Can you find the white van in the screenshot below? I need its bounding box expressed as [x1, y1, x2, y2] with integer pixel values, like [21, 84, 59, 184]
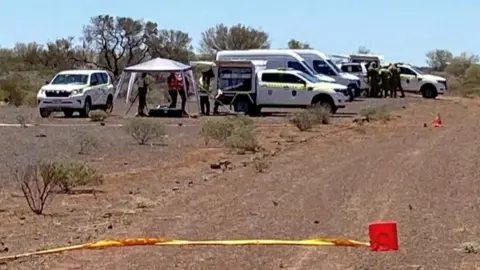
[216, 50, 336, 83]
[291, 50, 361, 99]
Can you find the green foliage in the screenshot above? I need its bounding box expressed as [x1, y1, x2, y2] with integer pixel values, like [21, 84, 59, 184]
[0, 73, 41, 107]
[359, 106, 392, 122]
[426, 50, 480, 97]
[88, 109, 108, 122]
[56, 162, 104, 193]
[199, 24, 270, 55]
[125, 118, 166, 145]
[199, 116, 258, 152]
[287, 39, 311, 49]
[289, 107, 330, 131]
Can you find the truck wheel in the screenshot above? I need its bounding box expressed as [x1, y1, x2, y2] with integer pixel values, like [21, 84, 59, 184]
[347, 84, 356, 101]
[313, 99, 335, 114]
[63, 109, 74, 118]
[234, 99, 251, 115]
[421, 84, 438, 99]
[79, 97, 92, 117]
[39, 108, 50, 118]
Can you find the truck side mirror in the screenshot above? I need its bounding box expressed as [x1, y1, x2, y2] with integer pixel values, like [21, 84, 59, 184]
[45, 80, 50, 84]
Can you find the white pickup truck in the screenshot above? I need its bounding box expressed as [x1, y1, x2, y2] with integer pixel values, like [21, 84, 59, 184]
[37, 69, 115, 117]
[192, 60, 349, 115]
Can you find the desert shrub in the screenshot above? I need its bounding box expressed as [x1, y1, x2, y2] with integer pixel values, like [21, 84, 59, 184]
[359, 106, 392, 122]
[289, 107, 330, 131]
[309, 107, 330, 125]
[88, 109, 108, 122]
[225, 125, 259, 152]
[13, 161, 66, 215]
[0, 73, 34, 107]
[56, 162, 104, 193]
[76, 132, 99, 154]
[125, 118, 166, 145]
[200, 116, 257, 151]
[252, 156, 269, 173]
[16, 114, 28, 127]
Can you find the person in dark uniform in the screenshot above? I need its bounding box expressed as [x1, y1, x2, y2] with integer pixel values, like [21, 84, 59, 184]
[199, 69, 214, 115]
[136, 73, 148, 117]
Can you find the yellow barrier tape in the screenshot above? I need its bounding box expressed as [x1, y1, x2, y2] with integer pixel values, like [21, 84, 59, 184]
[0, 237, 370, 262]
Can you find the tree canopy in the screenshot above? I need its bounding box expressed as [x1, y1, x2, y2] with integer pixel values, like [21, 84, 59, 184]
[0, 13, 479, 105]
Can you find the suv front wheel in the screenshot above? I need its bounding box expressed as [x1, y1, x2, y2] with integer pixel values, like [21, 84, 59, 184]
[79, 97, 92, 117]
[39, 108, 51, 118]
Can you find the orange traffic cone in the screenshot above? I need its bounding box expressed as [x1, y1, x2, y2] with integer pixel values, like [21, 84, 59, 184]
[432, 113, 442, 127]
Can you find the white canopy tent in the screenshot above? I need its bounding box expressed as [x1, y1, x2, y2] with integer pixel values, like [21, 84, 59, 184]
[113, 57, 199, 115]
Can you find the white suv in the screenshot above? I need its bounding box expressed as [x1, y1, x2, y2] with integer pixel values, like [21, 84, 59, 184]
[37, 70, 115, 118]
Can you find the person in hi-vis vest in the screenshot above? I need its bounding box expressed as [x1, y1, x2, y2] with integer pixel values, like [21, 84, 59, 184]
[167, 72, 188, 115]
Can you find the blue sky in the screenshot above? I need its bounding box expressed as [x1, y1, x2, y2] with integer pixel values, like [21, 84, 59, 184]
[0, 0, 477, 66]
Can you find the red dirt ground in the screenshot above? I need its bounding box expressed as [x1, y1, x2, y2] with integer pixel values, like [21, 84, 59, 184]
[1, 96, 479, 269]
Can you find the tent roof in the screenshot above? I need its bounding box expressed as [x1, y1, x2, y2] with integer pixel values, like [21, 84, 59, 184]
[124, 57, 191, 72]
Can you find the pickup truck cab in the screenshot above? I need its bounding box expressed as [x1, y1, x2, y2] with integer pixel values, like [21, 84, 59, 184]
[254, 69, 348, 113]
[37, 70, 115, 118]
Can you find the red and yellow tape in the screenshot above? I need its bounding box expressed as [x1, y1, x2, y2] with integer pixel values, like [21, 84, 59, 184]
[0, 237, 370, 262]
[0, 221, 400, 262]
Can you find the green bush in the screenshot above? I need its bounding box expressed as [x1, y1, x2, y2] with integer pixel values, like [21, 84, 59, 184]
[56, 162, 104, 193]
[359, 106, 392, 122]
[88, 109, 109, 122]
[199, 116, 258, 152]
[125, 118, 166, 145]
[289, 107, 330, 131]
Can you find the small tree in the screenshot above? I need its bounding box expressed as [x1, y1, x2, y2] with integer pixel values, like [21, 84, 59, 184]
[13, 161, 65, 215]
[199, 24, 270, 55]
[125, 118, 166, 145]
[287, 39, 311, 49]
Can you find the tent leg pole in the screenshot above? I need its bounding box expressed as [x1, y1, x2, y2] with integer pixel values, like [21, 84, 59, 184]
[125, 93, 138, 116]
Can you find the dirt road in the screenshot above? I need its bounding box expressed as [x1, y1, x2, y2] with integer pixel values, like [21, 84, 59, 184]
[5, 97, 480, 270]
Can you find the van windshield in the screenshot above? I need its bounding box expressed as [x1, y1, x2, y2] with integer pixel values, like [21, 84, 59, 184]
[297, 72, 321, 83]
[327, 59, 342, 73]
[302, 61, 317, 75]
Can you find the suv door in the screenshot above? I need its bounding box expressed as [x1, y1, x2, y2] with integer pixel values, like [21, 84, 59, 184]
[87, 73, 100, 103]
[97, 72, 109, 104]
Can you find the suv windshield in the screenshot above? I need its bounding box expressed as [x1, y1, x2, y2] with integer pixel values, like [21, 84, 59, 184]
[326, 59, 342, 73]
[51, 74, 89, 85]
[297, 72, 321, 83]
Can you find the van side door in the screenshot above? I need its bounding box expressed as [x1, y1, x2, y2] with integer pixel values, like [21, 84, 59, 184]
[257, 73, 291, 106]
